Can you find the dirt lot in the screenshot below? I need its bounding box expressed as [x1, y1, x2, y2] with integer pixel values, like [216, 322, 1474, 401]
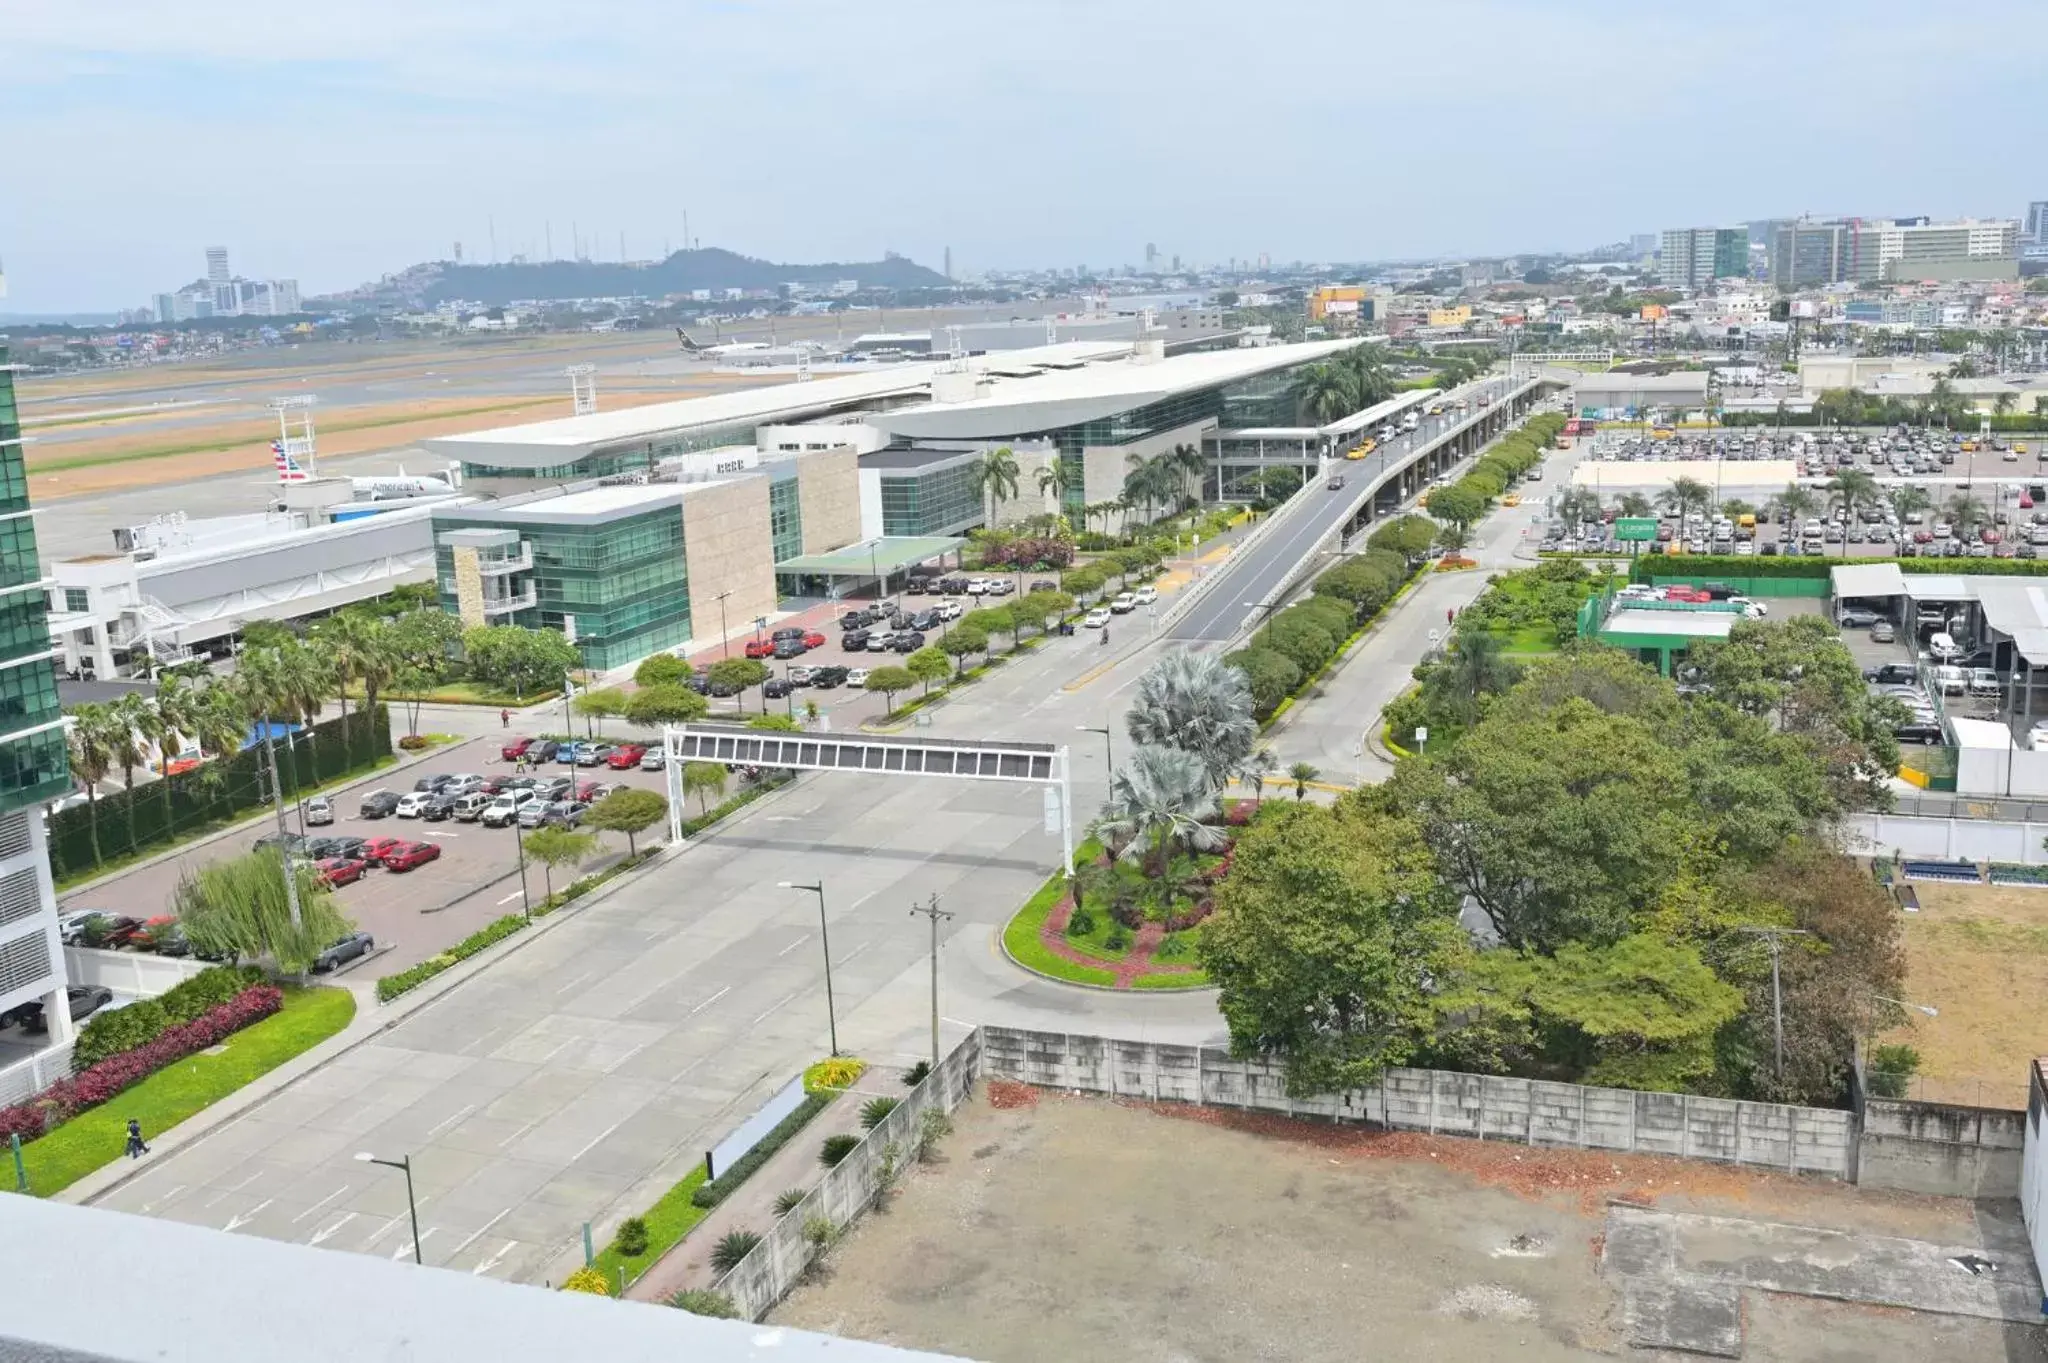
[1883, 881, 2048, 1109]
[774, 1091, 2046, 1363]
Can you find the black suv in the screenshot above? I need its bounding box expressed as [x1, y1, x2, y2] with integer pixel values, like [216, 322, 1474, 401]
[842, 629, 870, 651]
[939, 577, 968, 595]
[904, 577, 928, 595]
[772, 626, 805, 643]
[810, 666, 849, 689]
[358, 790, 400, 819]
[839, 608, 875, 630]
[423, 793, 461, 822]
[526, 739, 560, 762]
[891, 631, 926, 653]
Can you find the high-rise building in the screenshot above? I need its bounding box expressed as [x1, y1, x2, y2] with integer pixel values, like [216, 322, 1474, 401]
[1773, 216, 2020, 286]
[0, 343, 79, 1043]
[2027, 202, 2048, 246]
[1629, 233, 1658, 258]
[205, 247, 230, 283]
[1658, 227, 1747, 289]
[1771, 219, 1851, 288]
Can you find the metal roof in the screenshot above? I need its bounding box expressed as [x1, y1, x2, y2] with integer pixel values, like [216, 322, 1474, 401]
[774, 535, 963, 575]
[1830, 563, 1907, 599]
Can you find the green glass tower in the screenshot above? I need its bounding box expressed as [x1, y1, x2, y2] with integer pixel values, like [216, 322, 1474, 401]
[0, 346, 66, 812]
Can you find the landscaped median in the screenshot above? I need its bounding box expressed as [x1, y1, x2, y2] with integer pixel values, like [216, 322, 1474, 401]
[3, 977, 355, 1196]
[1000, 831, 1230, 992]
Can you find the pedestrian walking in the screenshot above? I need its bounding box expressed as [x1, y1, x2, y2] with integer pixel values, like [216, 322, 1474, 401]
[1446, 607, 1454, 626]
[500, 708, 510, 728]
[124, 1118, 149, 1159]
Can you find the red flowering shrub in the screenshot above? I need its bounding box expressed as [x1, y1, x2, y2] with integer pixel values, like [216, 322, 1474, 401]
[0, 985, 281, 1143]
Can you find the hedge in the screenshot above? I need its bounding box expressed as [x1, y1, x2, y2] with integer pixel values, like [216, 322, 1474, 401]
[0, 985, 283, 1143]
[1631, 554, 2048, 582]
[51, 705, 392, 881]
[689, 1091, 833, 1208]
[72, 964, 265, 1068]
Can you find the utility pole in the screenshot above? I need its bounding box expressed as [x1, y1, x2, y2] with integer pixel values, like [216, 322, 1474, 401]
[258, 718, 303, 928]
[1738, 926, 1809, 1080]
[909, 893, 954, 1065]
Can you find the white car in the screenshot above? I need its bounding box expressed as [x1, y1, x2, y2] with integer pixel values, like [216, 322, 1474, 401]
[1109, 592, 1137, 614]
[1083, 607, 1112, 628]
[847, 668, 872, 688]
[479, 790, 536, 827]
[1928, 632, 1962, 661]
[964, 578, 990, 595]
[1727, 597, 1767, 618]
[934, 599, 963, 621]
[2028, 722, 2048, 753]
[394, 791, 433, 819]
[1132, 585, 1158, 606]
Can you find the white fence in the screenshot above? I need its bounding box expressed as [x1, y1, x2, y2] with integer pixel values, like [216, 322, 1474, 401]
[64, 947, 210, 998]
[0, 1041, 75, 1108]
[980, 1028, 1857, 1180]
[1845, 813, 2048, 866]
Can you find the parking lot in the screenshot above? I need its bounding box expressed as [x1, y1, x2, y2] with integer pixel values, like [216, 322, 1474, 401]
[57, 733, 680, 978]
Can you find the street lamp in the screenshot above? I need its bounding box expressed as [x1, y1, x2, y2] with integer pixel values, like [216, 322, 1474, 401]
[355, 1151, 421, 1264]
[777, 881, 838, 1055]
[1873, 994, 1939, 1019]
[1244, 599, 1280, 644]
[1075, 725, 1113, 777]
[713, 589, 733, 660]
[512, 816, 532, 921]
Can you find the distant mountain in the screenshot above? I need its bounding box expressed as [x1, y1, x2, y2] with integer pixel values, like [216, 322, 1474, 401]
[328, 248, 952, 309]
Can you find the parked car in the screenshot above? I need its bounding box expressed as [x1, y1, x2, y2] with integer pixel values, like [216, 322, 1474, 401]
[521, 800, 587, 830]
[639, 747, 665, 771]
[58, 910, 141, 947]
[1837, 607, 1883, 628]
[1929, 632, 1963, 661]
[1895, 721, 1945, 745]
[316, 856, 369, 887]
[501, 736, 535, 760]
[1870, 621, 1896, 643]
[395, 791, 434, 819]
[1132, 585, 1158, 606]
[440, 774, 484, 796]
[890, 631, 926, 653]
[480, 790, 536, 827]
[744, 638, 777, 659]
[303, 795, 334, 826]
[306, 836, 369, 861]
[764, 678, 795, 698]
[771, 626, 804, 643]
[811, 666, 849, 689]
[576, 744, 614, 767]
[844, 667, 871, 688]
[382, 841, 442, 873]
[413, 774, 453, 794]
[985, 579, 1015, 596]
[141, 915, 192, 957]
[842, 629, 871, 651]
[358, 836, 408, 866]
[16, 986, 113, 1033]
[773, 638, 806, 660]
[1970, 668, 2003, 697]
[422, 793, 462, 822]
[313, 931, 376, 972]
[556, 743, 583, 765]
[453, 792, 495, 822]
[358, 789, 400, 819]
[526, 739, 560, 763]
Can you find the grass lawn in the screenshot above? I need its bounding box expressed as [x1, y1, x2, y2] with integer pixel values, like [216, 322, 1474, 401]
[348, 681, 561, 708]
[1002, 870, 1117, 987]
[1879, 883, 2048, 1109]
[20, 984, 356, 1196]
[591, 1165, 711, 1291]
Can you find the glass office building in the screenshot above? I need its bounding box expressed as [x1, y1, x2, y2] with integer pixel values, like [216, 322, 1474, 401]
[0, 349, 67, 813]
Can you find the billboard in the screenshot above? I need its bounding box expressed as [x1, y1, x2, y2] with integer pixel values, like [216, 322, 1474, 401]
[1615, 518, 1660, 543]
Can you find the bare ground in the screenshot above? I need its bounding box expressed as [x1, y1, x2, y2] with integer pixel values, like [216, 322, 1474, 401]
[1884, 881, 2048, 1109]
[772, 1090, 2045, 1363]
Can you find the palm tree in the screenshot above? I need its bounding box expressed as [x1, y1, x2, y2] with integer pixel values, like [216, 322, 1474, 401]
[1617, 492, 1653, 519]
[1778, 483, 1822, 526]
[1339, 345, 1396, 407]
[1035, 458, 1073, 513]
[972, 447, 1022, 528]
[1889, 484, 1932, 524]
[1125, 650, 1259, 791]
[1555, 487, 1603, 526]
[1993, 390, 2017, 418]
[1243, 745, 1277, 801]
[1291, 362, 1358, 426]
[1942, 492, 1988, 538]
[1426, 631, 1523, 726]
[1287, 761, 1320, 800]
[1091, 744, 1225, 879]
[1824, 468, 1879, 523]
[682, 761, 727, 817]
[106, 694, 150, 853]
[143, 674, 199, 836]
[1658, 476, 1712, 522]
[64, 703, 115, 865]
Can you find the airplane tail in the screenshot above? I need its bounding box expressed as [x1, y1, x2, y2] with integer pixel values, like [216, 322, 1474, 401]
[676, 328, 706, 353]
[273, 441, 310, 483]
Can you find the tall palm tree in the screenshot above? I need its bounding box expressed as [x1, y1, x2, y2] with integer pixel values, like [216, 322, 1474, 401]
[1125, 650, 1259, 791]
[1889, 484, 1932, 524]
[1291, 362, 1358, 426]
[1035, 458, 1073, 512]
[143, 674, 200, 836]
[1824, 468, 1879, 523]
[1091, 744, 1225, 879]
[1617, 492, 1653, 518]
[1993, 390, 2017, 418]
[972, 447, 1022, 528]
[64, 703, 115, 865]
[1337, 345, 1395, 407]
[1658, 476, 1712, 522]
[1942, 491, 1988, 538]
[1123, 453, 1169, 527]
[107, 693, 150, 853]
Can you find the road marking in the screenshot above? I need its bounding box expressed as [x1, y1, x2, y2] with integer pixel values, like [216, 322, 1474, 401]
[425, 1103, 477, 1140]
[495, 890, 523, 906]
[687, 985, 731, 1016]
[203, 1169, 264, 1207]
[290, 1185, 351, 1222]
[443, 1207, 512, 1262]
[472, 1240, 519, 1276]
[603, 1039, 649, 1073]
[552, 969, 597, 997]
[534, 1036, 578, 1065]
[571, 1119, 624, 1162]
[224, 1199, 273, 1232]
[751, 991, 798, 1027]
[776, 931, 812, 957]
[139, 1185, 186, 1214]
[308, 1212, 359, 1246]
[837, 940, 874, 967]
[495, 1116, 542, 1149]
[393, 1227, 438, 1261]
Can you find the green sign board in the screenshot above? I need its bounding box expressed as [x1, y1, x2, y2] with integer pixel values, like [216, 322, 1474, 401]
[1614, 517, 1660, 543]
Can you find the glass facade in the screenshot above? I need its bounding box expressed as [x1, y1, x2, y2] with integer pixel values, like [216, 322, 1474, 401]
[769, 471, 804, 563]
[880, 460, 982, 537]
[461, 420, 765, 482]
[437, 506, 693, 670]
[0, 347, 68, 814]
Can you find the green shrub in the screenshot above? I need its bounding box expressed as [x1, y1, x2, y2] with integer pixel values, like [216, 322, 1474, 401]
[1866, 1043, 1922, 1099]
[375, 914, 528, 1001]
[690, 1092, 832, 1208]
[772, 1187, 807, 1216]
[709, 1230, 761, 1274]
[819, 1134, 860, 1167]
[859, 1097, 899, 1130]
[613, 1216, 649, 1257]
[1065, 907, 1097, 937]
[73, 965, 266, 1068]
[902, 1060, 931, 1088]
[667, 1289, 739, 1318]
[1106, 926, 1131, 951]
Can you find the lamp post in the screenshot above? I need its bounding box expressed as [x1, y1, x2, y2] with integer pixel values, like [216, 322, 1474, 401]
[355, 1151, 421, 1264]
[713, 589, 733, 660]
[777, 881, 838, 1056]
[512, 816, 532, 920]
[1075, 724, 1113, 778]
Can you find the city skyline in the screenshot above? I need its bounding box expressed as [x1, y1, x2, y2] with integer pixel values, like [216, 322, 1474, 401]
[4, 0, 2046, 312]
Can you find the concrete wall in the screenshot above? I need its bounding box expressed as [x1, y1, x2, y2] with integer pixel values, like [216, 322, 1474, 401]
[1082, 418, 1212, 534]
[980, 1027, 1857, 1180]
[682, 478, 776, 646]
[1844, 813, 2048, 865]
[794, 447, 861, 555]
[1858, 1098, 2026, 1197]
[450, 545, 485, 629]
[63, 945, 209, 998]
[716, 1031, 983, 1321]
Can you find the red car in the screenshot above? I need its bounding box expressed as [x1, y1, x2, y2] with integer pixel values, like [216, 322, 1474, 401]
[382, 841, 441, 873]
[574, 780, 607, 802]
[606, 744, 646, 769]
[801, 631, 826, 649]
[358, 836, 407, 866]
[744, 638, 776, 659]
[316, 856, 368, 887]
[501, 736, 534, 760]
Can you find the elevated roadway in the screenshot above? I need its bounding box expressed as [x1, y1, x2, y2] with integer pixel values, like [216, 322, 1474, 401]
[1167, 373, 1555, 643]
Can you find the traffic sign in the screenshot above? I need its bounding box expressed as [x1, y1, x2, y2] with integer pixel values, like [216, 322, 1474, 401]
[1615, 517, 1659, 542]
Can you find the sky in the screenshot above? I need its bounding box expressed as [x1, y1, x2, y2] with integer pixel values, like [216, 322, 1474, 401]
[4, 0, 2046, 313]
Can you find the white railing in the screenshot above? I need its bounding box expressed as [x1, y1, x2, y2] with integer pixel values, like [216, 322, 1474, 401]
[0, 1040, 74, 1108]
[63, 946, 209, 997]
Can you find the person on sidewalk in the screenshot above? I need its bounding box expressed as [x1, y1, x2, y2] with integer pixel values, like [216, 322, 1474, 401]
[124, 1118, 149, 1159]
[500, 708, 510, 728]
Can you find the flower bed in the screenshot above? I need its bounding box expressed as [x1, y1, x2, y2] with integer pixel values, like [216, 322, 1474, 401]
[1987, 862, 2048, 887]
[0, 984, 283, 1143]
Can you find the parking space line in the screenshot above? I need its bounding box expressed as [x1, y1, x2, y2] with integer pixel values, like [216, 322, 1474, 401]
[425, 1103, 476, 1140]
[289, 1184, 351, 1223]
[571, 1120, 624, 1162]
[751, 991, 797, 1027]
[687, 985, 731, 1016]
[494, 1116, 542, 1149]
[552, 969, 597, 997]
[495, 890, 523, 906]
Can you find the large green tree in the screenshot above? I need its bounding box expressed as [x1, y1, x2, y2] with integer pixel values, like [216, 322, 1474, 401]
[584, 787, 668, 856]
[1202, 804, 1467, 1097]
[175, 847, 355, 974]
[462, 625, 580, 700]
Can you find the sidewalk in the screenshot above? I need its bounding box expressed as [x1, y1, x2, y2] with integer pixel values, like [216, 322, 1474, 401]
[624, 1087, 873, 1303]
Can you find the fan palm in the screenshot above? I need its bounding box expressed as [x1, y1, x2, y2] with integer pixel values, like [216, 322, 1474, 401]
[1942, 492, 1988, 538]
[1777, 483, 1821, 524]
[1657, 477, 1712, 521]
[1091, 743, 1225, 879]
[1124, 650, 1259, 791]
[973, 447, 1022, 527]
[1824, 468, 1879, 523]
[1616, 492, 1653, 518]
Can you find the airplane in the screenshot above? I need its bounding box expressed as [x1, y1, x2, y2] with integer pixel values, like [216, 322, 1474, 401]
[675, 328, 771, 357]
[274, 444, 455, 498]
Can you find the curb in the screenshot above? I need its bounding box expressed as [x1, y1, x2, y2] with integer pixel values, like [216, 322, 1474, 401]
[995, 921, 1215, 995]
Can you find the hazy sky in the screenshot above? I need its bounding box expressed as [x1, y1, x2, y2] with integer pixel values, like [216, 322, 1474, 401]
[5, 0, 2045, 313]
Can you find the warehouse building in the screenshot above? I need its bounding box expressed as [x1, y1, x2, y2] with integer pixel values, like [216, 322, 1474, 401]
[1571, 370, 1710, 419]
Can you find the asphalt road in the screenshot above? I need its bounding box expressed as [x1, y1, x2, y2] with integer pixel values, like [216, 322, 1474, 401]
[83, 605, 1221, 1285]
[1168, 375, 1534, 642]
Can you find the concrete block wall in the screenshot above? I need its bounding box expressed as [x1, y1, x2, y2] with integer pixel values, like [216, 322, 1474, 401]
[1858, 1098, 2027, 1197]
[682, 478, 776, 647]
[794, 448, 861, 555]
[982, 1028, 1856, 1180]
[717, 1030, 984, 1321]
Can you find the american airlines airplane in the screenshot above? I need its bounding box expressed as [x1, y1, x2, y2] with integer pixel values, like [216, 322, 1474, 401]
[273, 443, 455, 498]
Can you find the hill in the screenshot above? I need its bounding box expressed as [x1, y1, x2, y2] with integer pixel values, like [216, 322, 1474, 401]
[330, 248, 951, 309]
